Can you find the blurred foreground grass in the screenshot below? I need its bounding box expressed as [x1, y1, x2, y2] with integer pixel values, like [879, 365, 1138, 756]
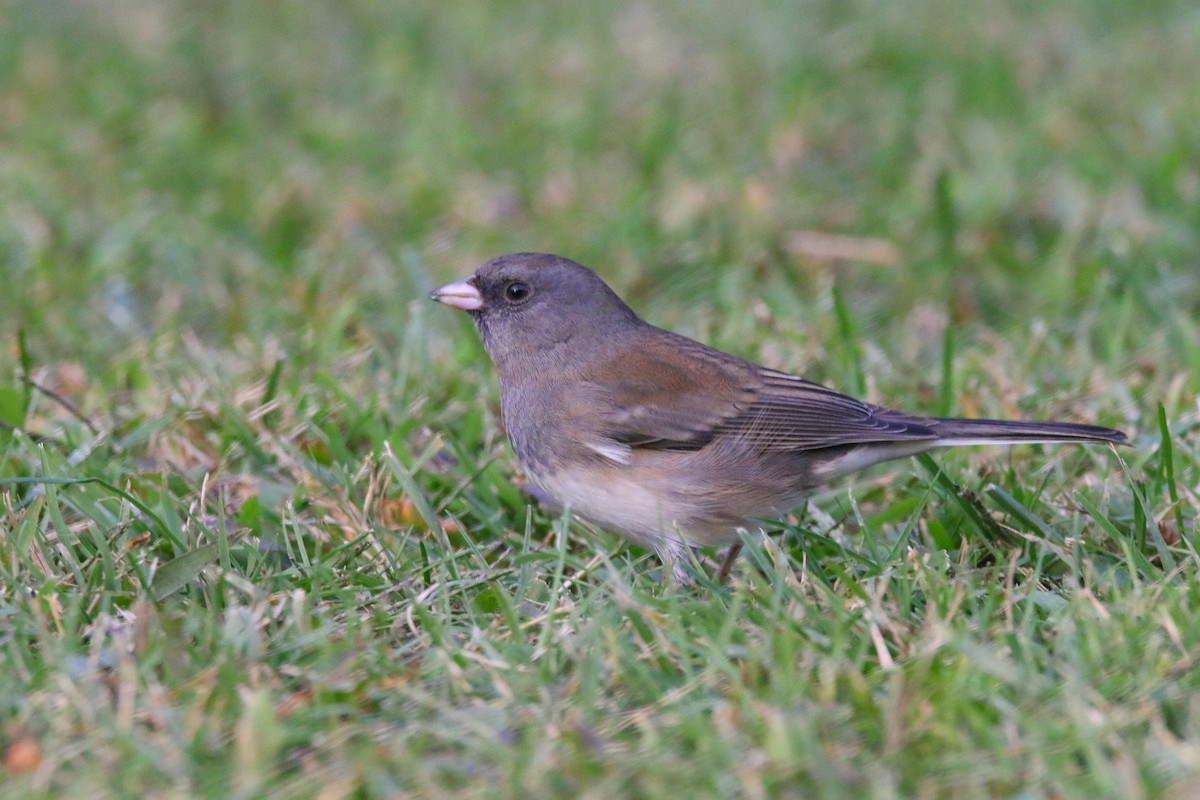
[1, 0, 1198, 797]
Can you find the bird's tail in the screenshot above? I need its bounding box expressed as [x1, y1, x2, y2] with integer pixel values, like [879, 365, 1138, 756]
[928, 417, 1127, 447]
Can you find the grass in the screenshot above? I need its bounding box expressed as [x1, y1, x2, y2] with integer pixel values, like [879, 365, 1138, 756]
[1, 0, 1199, 797]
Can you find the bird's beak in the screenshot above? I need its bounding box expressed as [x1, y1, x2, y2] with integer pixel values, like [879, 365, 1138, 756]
[429, 278, 484, 311]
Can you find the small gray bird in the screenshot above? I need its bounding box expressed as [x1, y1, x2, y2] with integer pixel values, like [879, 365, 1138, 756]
[432, 253, 1127, 583]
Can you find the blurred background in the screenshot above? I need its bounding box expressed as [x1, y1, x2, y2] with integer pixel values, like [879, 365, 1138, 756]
[2, 0, 1196, 391]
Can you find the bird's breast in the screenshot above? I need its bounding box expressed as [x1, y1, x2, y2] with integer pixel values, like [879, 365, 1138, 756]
[524, 461, 693, 548]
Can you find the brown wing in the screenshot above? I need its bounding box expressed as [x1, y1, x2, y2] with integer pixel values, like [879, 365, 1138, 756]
[576, 328, 939, 453]
[713, 369, 939, 450]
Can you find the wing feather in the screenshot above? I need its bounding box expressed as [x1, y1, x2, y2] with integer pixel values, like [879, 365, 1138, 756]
[572, 329, 939, 454]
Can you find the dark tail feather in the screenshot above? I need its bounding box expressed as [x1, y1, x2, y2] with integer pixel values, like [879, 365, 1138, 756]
[929, 417, 1127, 446]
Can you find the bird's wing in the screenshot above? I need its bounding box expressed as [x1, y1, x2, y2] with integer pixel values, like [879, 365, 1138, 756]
[714, 369, 939, 449]
[572, 329, 938, 454]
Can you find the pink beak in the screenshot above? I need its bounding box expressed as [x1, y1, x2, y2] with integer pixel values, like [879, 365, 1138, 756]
[430, 278, 484, 311]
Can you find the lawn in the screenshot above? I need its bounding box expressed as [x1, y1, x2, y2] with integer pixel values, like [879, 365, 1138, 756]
[1, 0, 1198, 797]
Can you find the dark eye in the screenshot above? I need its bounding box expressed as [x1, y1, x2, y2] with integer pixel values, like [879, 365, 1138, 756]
[503, 281, 532, 303]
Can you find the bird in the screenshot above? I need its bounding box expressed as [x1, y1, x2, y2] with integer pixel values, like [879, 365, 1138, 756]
[431, 252, 1127, 584]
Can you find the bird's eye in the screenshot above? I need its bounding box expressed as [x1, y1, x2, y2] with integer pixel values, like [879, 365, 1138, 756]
[503, 281, 532, 303]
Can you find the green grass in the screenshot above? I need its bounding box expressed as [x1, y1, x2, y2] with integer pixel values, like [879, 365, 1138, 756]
[2, 0, 1199, 797]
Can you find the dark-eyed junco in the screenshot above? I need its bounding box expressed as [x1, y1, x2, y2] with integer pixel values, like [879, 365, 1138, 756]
[432, 253, 1127, 583]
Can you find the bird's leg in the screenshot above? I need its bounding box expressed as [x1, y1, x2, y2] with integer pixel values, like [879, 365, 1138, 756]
[653, 539, 696, 586]
[671, 560, 696, 586]
[716, 542, 744, 585]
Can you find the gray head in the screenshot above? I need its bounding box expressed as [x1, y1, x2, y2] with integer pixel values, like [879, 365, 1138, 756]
[430, 253, 642, 380]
